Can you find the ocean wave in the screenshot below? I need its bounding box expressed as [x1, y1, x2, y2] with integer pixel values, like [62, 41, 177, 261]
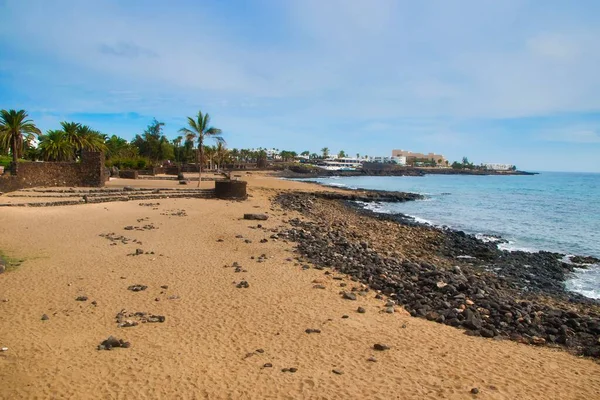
[497, 241, 538, 253]
[410, 215, 435, 226]
[565, 266, 600, 299]
[356, 201, 393, 214]
[475, 233, 504, 243]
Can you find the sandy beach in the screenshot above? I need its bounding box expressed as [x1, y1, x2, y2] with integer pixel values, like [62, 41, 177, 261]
[1, 173, 599, 399]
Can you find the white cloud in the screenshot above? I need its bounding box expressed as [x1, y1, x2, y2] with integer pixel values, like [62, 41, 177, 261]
[2, 0, 600, 123]
[539, 129, 600, 144]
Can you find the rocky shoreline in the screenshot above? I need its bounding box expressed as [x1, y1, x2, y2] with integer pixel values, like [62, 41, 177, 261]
[273, 191, 600, 358]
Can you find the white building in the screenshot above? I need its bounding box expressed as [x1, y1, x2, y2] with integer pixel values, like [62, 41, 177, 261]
[483, 163, 514, 171]
[368, 156, 406, 165]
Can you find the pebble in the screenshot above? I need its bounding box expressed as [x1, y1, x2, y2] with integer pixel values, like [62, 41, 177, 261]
[332, 369, 344, 375]
[470, 388, 479, 394]
[342, 292, 357, 301]
[367, 356, 377, 362]
[305, 328, 321, 334]
[75, 296, 88, 302]
[357, 307, 366, 313]
[263, 363, 272, 368]
[385, 307, 395, 314]
[373, 343, 390, 351]
[313, 284, 326, 290]
[342, 315, 349, 319]
[236, 281, 250, 289]
[127, 285, 148, 292]
[41, 314, 49, 321]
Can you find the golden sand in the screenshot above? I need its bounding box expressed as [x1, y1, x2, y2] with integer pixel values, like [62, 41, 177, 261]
[0, 173, 599, 399]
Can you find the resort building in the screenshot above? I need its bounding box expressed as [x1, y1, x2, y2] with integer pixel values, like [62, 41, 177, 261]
[483, 163, 515, 171]
[391, 149, 447, 167]
[369, 156, 407, 165]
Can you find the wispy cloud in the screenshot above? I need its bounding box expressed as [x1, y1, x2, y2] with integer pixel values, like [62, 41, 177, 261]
[539, 129, 600, 144]
[1, 0, 600, 171]
[99, 42, 158, 58]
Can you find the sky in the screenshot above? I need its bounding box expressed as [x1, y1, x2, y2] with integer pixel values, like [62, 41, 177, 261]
[1, 0, 599, 172]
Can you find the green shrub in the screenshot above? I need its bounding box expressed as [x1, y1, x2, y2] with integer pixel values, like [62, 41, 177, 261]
[0, 156, 26, 168]
[105, 156, 151, 170]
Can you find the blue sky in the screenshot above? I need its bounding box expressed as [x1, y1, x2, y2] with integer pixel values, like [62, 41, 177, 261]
[1, 0, 599, 172]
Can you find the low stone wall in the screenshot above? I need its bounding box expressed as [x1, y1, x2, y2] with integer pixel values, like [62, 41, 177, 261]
[215, 180, 247, 200]
[0, 152, 106, 193]
[119, 170, 139, 179]
[165, 166, 180, 175]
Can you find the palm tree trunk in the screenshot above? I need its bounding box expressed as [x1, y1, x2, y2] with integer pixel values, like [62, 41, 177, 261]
[197, 138, 203, 188]
[11, 134, 18, 175]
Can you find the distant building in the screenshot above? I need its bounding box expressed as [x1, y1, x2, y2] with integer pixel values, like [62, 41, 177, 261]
[483, 163, 514, 171]
[391, 149, 447, 167]
[369, 156, 406, 165]
[250, 148, 281, 160]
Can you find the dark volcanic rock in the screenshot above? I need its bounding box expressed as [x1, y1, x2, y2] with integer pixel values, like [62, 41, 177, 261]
[244, 213, 269, 221]
[342, 292, 357, 301]
[127, 284, 148, 292]
[570, 255, 600, 264]
[273, 191, 600, 358]
[97, 335, 131, 350]
[373, 343, 390, 351]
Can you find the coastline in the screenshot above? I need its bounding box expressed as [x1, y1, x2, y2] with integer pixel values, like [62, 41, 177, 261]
[275, 190, 600, 354]
[275, 167, 538, 179]
[0, 173, 599, 399]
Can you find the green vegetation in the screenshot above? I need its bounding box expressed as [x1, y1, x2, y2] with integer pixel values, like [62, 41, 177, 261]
[451, 156, 475, 170]
[0, 250, 26, 273]
[0, 109, 42, 173]
[179, 110, 224, 187]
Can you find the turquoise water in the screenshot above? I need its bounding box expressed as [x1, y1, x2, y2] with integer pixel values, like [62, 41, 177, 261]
[296, 172, 600, 298]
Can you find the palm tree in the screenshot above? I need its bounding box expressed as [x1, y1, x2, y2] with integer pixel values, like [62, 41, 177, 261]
[172, 136, 183, 164]
[321, 147, 329, 158]
[179, 110, 224, 187]
[215, 142, 228, 170]
[203, 145, 216, 170]
[338, 150, 346, 158]
[0, 109, 41, 174]
[55, 122, 106, 160]
[77, 125, 106, 152]
[38, 130, 74, 161]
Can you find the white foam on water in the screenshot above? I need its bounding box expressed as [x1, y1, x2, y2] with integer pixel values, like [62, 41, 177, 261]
[357, 201, 392, 214]
[410, 215, 435, 226]
[475, 233, 503, 243]
[565, 265, 600, 299]
[497, 241, 537, 253]
[324, 182, 349, 188]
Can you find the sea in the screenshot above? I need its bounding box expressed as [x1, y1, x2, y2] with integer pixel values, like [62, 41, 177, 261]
[295, 172, 600, 299]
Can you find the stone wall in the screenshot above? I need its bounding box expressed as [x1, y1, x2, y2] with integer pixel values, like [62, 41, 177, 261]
[215, 180, 247, 199]
[0, 151, 105, 193]
[118, 170, 138, 179]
